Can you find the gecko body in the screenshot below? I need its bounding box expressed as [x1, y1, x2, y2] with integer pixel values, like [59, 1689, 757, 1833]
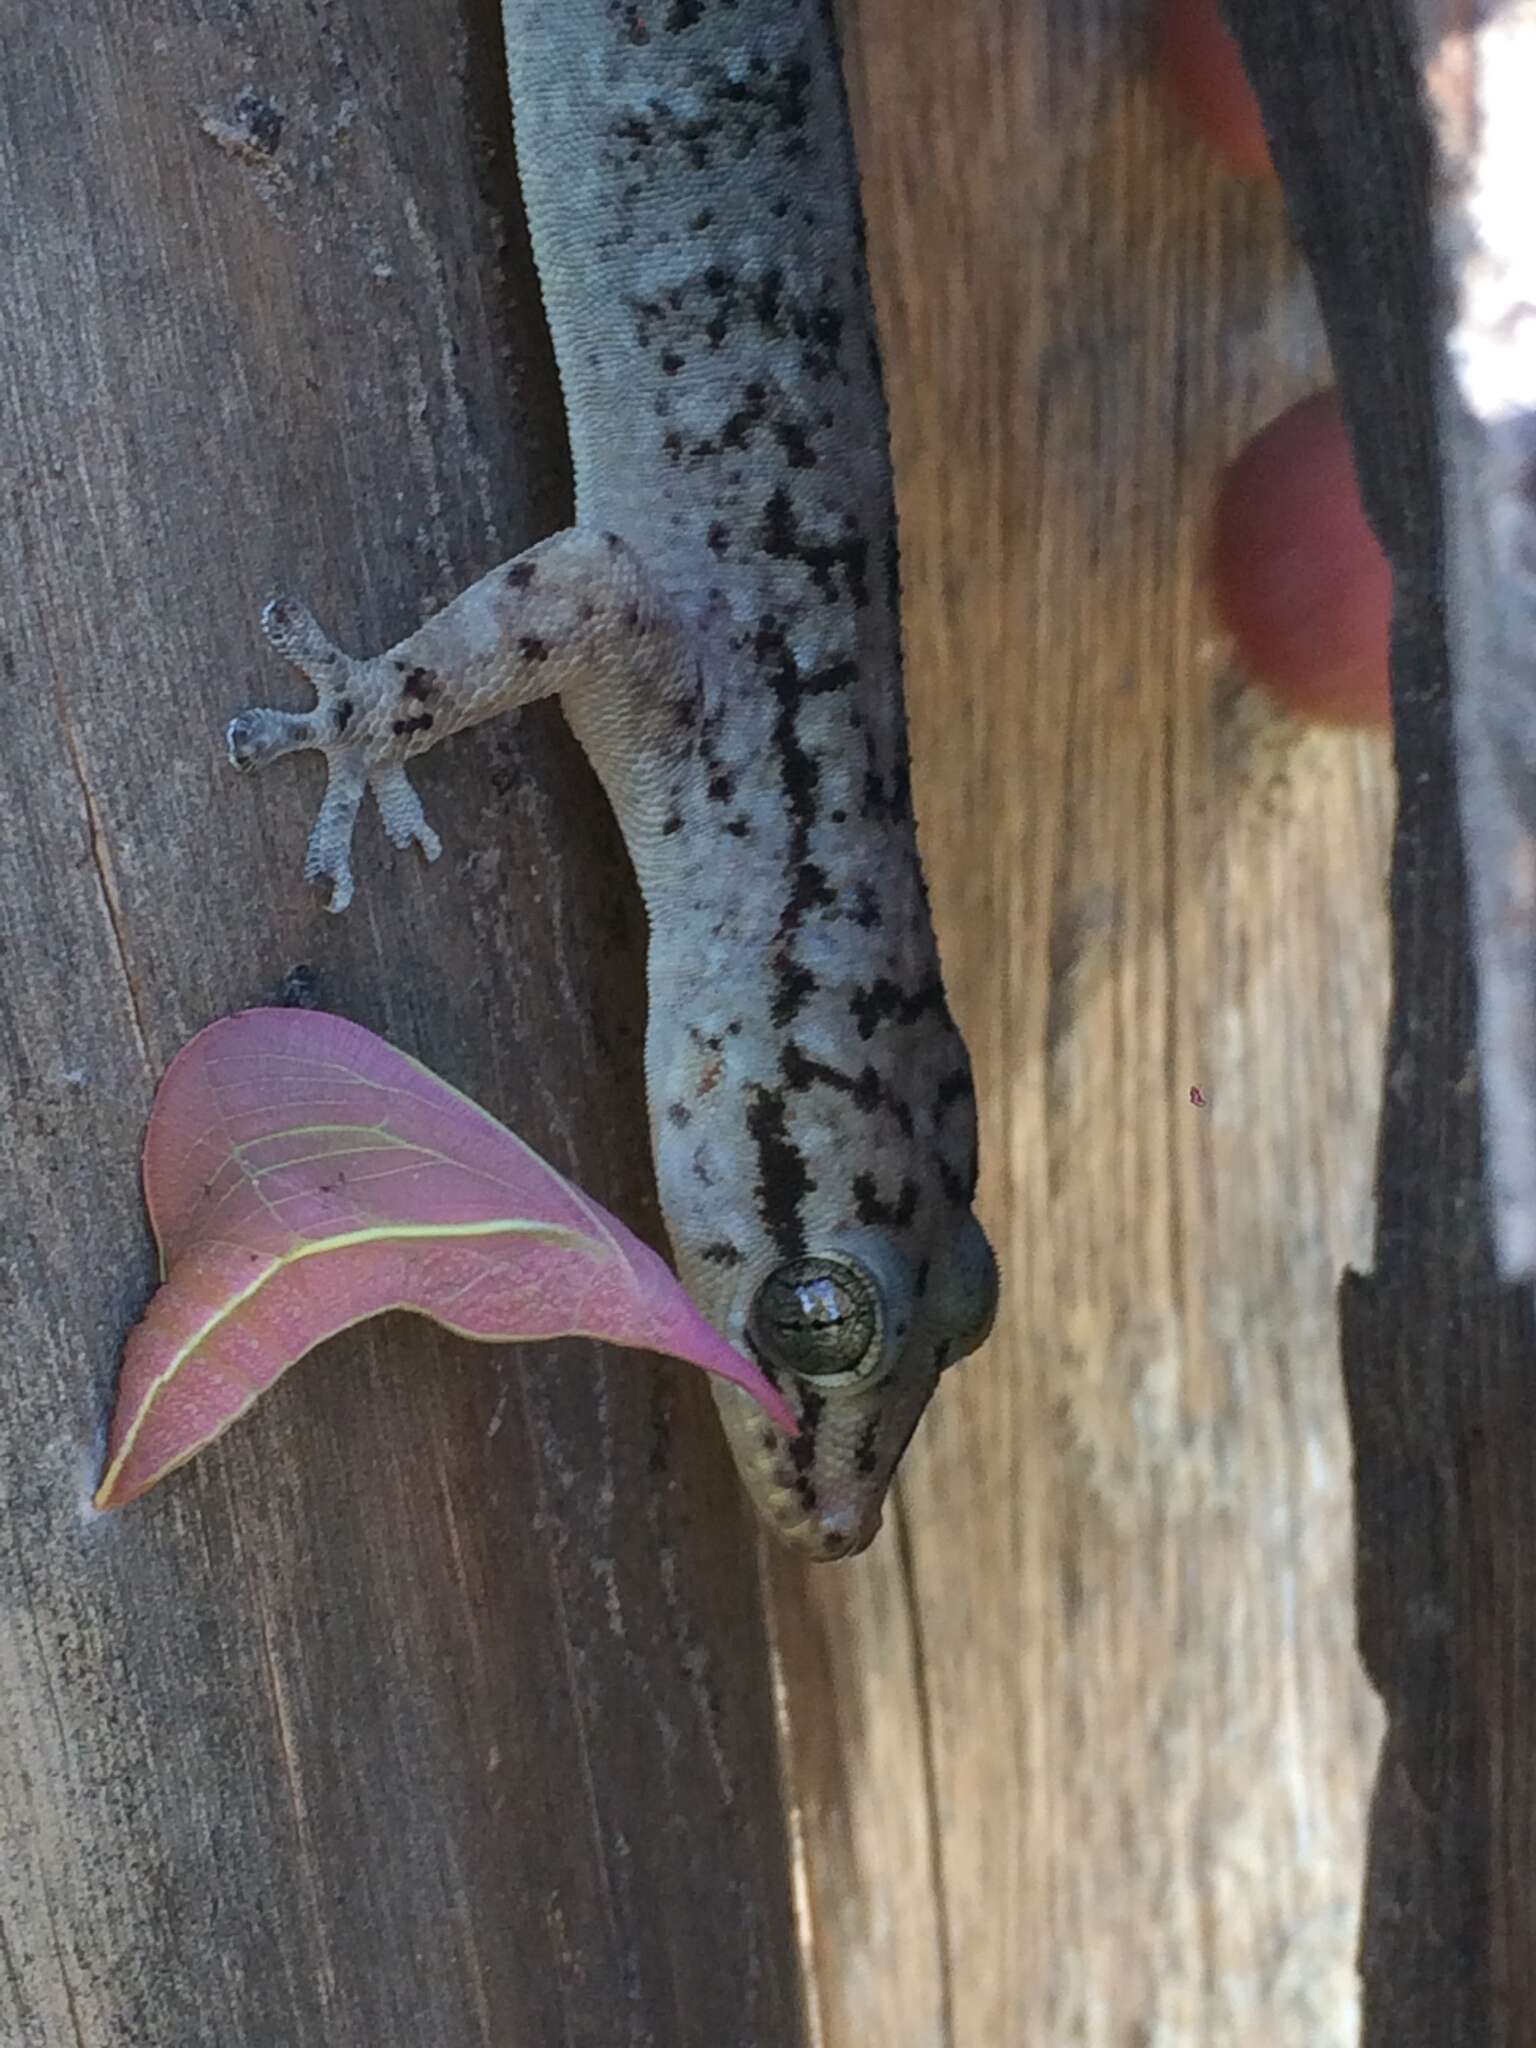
[229, 0, 997, 1559]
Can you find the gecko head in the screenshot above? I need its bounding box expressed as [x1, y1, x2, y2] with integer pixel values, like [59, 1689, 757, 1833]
[698, 1211, 999, 1561]
[653, 984, 997, 1559]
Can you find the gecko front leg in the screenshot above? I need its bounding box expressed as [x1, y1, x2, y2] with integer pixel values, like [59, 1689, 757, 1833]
[228, 531, 690, 912]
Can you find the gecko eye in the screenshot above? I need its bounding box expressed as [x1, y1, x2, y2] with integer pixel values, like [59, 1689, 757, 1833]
[748, 1255, 885, 1387]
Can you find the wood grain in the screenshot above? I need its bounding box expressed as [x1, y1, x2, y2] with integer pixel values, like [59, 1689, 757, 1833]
[0, 5, 802, 2043]
[771, 5, 1391, 2042]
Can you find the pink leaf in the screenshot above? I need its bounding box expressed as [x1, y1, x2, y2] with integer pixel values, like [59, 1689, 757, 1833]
[96, 1009, 792, 1508]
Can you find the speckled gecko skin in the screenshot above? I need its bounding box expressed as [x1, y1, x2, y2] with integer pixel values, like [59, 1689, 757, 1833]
[228, 0, 998, 1559]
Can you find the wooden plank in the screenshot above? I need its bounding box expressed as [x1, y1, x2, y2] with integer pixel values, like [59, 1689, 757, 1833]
[0, 5, 804, 2043]
[772, 4, 1390, 2041]
[1225, 2, 1536, 2039]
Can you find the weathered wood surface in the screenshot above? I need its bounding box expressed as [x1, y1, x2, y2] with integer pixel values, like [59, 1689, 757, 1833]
[0, 4, 803, 2044]
[3, 2, 1405, 2043]
[773, 3, 1391, 2042]
[1225, 3, 1536, 2041]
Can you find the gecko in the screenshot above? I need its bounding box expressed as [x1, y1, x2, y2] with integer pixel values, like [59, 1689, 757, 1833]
[226, 0, 998, 1560]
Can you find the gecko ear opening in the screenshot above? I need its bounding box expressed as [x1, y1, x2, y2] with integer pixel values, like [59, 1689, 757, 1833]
[935, 1213, 1000, 1369]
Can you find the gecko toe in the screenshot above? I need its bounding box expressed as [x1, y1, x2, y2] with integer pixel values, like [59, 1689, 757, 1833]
[227, 707, 315, 769]
[301, 836, 357, 914]
[261, 594, 352, 694]
[298, 749, 369, 913]
[371, 761, 443, 862]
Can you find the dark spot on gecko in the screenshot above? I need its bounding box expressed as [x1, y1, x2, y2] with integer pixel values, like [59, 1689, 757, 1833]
[720, 388, 769, 450]
[803, 657, 857, 695]
[935, 1070, 976, 1114]
[852, 883, 882, 929]
[519, 636, 549, 663]
[391, 713, 434, 737]
[707, 772, 736, 803]
[849, 976, 946, 1041]
[505, 560, 537, 589]
[770, 959, 818, 1028]
[753, 267, 784, 330]
[604, 531, 623, 550]
[667, 1102, 692, 1128]
[914, 1258, 931, 1299]
[690, 207, 715, 231]
[745, 1086, 812, 1259]
[851, 1172, 920, 1230]
[938, 1158, 973, 1207]
[611, 114, 655, 155]
[850, 1068, 885, 1115]
[788, 862, 835, 920]
[830, 808, 847, 826]
[759, 488, 870, 607]
[780, 1041, 833, 1095]
[617, 1, 651, 43]
[699, 1240, 743, 1267]
[707, 521, 731, 556]
[861, 752, 913, 824]
[661, 812, 684, 836]
[334, 699, 354, 735]
[401, 667, 436, 702]
[725, 817, 750, 837]
[773, 419, 817, 468]
[853, 1415, 881, 1477]
[623, 606, 641, 630]
[779, 1042, 910, 1134]
[660, 350, 685, 375]
[786, 1386, 824, 1475]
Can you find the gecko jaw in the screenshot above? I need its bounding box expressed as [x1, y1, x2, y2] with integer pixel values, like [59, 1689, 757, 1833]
[711, 1381, 892, 1560]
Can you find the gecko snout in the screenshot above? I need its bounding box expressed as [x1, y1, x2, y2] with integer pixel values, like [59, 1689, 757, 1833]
[815, 1512, 881, 1561]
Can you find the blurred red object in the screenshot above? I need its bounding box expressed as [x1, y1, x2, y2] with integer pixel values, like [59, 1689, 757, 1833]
[1210, 391, 1392, 729]
[1155, 0, 1276, 180]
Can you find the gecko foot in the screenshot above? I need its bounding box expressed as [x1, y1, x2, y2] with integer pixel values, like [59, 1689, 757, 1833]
[229, 591, 442, 911]
[228, 595, 359, 770]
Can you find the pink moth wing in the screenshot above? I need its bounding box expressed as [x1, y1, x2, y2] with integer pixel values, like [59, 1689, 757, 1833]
[95, 1008, 792, 1508]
